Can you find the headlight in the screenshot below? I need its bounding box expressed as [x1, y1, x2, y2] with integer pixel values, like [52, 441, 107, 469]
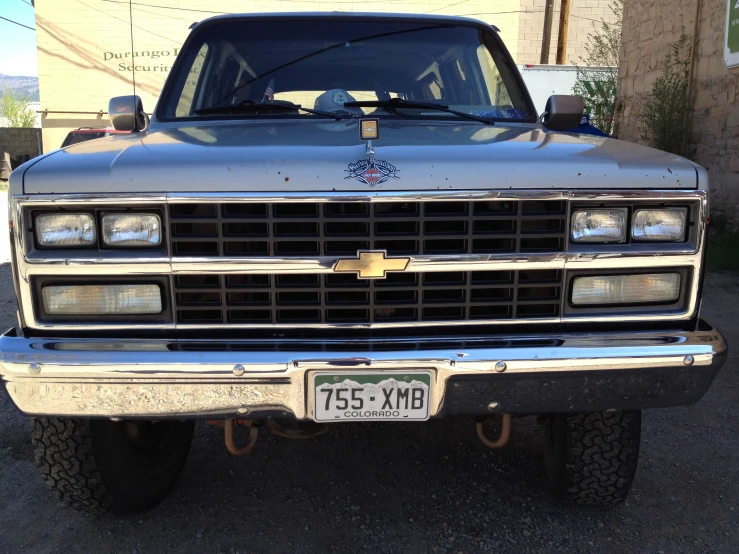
[42, 284, 162, 314]
[571, 273, 681, 305]
[36, 213, 96, 247]
[632, 209, 687, 242]
[571, 209, 627, 243]
[102, 214, 161, 247]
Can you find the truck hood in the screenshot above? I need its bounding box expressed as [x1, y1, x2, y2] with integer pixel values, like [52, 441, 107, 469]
[23, 119, 698, 194]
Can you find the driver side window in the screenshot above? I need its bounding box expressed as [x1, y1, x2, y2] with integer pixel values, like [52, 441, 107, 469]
[176, 43, 209, 117]
[476, 44, 512, 107]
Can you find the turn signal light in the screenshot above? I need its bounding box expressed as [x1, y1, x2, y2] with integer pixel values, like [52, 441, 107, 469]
[571, 274, 681, 305]
[42, 284, 163, 315]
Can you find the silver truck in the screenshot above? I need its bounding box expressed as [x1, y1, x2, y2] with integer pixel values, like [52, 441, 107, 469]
[1, 13, 726, 514]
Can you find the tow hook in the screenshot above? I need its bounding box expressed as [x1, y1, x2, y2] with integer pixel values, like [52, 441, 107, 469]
[475, 414, 512, 449]
[207, 419, 259, 456]
[225, 419, 260, 456]
[208, 419, 330, 456]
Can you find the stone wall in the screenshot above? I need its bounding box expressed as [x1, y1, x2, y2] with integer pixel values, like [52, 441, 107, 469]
[615, 0, 739, 214]
[0, 128, 42, 169]
[518, 0, 622, 65]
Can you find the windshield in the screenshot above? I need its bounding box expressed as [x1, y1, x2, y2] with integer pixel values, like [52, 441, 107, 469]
[159, 18, 535, 122]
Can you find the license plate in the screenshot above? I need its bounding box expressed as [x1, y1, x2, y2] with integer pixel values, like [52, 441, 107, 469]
[313, 371, 432, 422]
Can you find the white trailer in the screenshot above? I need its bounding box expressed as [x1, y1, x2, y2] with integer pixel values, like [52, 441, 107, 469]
[518, 64, 614, 116]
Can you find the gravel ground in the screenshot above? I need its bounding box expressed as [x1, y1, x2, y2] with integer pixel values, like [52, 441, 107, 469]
[0, 200, 737, 553]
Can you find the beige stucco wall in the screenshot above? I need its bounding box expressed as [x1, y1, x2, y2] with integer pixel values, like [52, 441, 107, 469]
[615, 0, 739, 212]
[517, 0, 622, 64]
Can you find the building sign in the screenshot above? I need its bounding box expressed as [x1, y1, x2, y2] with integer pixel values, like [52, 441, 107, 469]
[727, 0, 739, 68]
[103, 49, 180, 74]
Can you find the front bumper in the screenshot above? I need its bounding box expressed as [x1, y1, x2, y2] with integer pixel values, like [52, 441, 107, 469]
[0, 324, 727, 419]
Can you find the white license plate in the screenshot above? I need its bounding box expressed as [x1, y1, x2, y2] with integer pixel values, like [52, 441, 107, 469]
[313, 371, 432, 422]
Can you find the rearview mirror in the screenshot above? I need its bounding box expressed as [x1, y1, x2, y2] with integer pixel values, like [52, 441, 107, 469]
[108, 95, 148, 131]
[542, 95, 584, 131]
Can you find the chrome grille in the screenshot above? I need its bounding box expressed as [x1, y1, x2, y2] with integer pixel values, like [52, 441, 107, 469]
[168, 200, 567, 257]
[173, 270, 563, 325]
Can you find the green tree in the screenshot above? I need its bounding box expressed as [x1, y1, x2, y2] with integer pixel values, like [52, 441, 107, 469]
[572, 0, 623, 135]
[0, 89, 37, 128]
[639, 30, 692, 157]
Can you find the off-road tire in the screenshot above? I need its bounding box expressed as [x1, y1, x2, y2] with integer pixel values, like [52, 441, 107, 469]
[544, 410, 641, 506]
[31, 417, 195, 514]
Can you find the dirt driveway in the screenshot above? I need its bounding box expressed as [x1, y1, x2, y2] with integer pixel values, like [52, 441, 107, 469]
[0, 197, 736, 552]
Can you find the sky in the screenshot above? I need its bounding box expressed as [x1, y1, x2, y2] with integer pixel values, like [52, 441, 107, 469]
[0, 0, 38, 76]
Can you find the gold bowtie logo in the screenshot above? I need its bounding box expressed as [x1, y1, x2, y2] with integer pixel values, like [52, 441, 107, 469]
[334, 250, 410, 279]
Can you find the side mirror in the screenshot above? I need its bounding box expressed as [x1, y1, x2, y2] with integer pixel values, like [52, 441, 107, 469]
[108, 95, 148, 131]
[542, 95, 584, 131]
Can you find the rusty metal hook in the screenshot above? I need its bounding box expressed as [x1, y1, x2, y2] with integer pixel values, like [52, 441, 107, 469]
[224, 419, 259, 456]
[476, 414, 512, 449]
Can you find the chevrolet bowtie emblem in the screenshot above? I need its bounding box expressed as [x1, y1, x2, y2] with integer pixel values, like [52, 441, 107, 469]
[334, 251, 410, 279]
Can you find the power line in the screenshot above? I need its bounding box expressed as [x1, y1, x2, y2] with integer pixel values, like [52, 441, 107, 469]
[100, 0, 225, 14]
[425, 0, 472, 14]
[463, 10, 546, 17]
[570, 13, 606, 24]
[72, 0, 182, 45]
[11, 0, 34, 8]
[0, 15, 35, 31]
[101, 0, 436, 11]
[128, 4, 202, 24]
[97, 1, 610, 26]
[463, 8, 609, 24]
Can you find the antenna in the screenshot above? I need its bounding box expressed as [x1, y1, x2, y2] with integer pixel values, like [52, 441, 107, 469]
[128, 0, 136, 97]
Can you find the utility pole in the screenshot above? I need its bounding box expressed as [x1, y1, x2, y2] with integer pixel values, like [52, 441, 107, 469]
[555, 0, 571, 64]
[540, 1, 555, 64]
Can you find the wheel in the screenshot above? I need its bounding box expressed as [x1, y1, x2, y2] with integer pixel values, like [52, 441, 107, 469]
[31, 417, 195, 514]
[543, 410, 641, 506]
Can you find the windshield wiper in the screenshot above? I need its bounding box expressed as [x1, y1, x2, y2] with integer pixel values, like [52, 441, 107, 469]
[194, 100, 344, 120]
[343, 98, 494, 125]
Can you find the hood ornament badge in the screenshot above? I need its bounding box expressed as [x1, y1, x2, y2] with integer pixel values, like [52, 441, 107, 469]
[347, 118, 397, 186]
[360, 118, 379, 141]
[345, 158, 400, 187]
[360, 118, 379, 157]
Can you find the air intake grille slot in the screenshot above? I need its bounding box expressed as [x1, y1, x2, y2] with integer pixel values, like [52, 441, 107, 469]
[169, 201, 567, 257]
[173, 270, 563, 325]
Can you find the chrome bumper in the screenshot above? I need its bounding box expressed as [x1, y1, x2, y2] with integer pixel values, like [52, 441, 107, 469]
[0, 325, 727, 419]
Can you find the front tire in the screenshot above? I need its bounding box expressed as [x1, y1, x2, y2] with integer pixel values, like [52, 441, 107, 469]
[544, 410, 641, 506]
[31, 417, 194, 514]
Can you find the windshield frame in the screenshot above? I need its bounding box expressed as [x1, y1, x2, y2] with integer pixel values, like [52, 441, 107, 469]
[154, 13, 538, 125]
